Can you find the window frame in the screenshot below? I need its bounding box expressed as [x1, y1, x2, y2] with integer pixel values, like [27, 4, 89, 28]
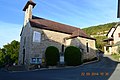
[33, 31, 41, 42]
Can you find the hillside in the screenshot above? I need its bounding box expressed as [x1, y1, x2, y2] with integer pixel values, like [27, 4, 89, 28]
[82, 22, 117, 51]
[83, 22, 116, 36]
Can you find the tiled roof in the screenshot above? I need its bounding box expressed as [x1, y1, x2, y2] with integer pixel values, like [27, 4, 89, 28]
[30, 16, 95, 40]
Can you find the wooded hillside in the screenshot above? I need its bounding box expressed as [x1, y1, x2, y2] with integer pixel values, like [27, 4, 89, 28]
[83, 22, 116, 35]
[82, 22, 117, 51]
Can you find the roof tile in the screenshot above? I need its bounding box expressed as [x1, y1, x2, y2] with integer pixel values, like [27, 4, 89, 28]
[30, 16, 95, 40]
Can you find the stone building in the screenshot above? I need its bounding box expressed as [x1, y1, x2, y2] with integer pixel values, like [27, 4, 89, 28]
[18, 0, 97, 66]
[104, 23, 120, 55]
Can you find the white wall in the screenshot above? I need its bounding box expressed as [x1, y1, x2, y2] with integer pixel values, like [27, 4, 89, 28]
[113, 25, 120, 44]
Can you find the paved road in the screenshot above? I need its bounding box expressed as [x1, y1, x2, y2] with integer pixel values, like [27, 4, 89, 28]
[0, 56, 120, 80]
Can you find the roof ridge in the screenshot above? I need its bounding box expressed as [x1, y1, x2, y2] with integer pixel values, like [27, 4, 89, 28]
[32, 15, 80, 29]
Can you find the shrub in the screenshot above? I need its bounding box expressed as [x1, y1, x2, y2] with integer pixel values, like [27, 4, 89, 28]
[45, 46, 59, 66]
[64, 46, 82, 66]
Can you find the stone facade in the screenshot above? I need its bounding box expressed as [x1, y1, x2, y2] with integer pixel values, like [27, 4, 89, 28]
[19, 23, 33, 65]
[19, 24, 97, 65]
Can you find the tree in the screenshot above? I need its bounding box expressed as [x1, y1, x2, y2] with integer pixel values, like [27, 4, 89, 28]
[95, 36, 107, 51]
[0, 49, 5, 67]
[0, 40, 20, 67]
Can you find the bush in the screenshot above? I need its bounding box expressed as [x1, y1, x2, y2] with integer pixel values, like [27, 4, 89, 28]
[64, 46, 82, 66]
[45, 46, 59, 66]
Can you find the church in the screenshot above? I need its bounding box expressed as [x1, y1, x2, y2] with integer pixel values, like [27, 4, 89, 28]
[18, 0, 97, 66]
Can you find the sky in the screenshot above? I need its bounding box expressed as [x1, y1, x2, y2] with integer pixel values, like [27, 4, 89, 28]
[0, 0, 119, 48]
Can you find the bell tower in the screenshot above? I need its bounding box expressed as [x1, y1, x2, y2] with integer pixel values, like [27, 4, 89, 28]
[23, 0, 36, 26]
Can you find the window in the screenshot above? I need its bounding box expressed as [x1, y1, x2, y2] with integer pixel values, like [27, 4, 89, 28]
[86, 42, 89, 52]
[106, 47, 109, 52]
[41, 34, 45, 40]
[61, 45, 64, 52]
[118, 33, 120, 37]
[33, 31, 41, 42]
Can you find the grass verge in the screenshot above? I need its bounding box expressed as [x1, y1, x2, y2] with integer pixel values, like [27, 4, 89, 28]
[111, 53, 120, 61]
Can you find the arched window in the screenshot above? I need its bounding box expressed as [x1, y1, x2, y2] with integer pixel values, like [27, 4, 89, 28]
[61, 44, 64, 52]
[33, 31, 41, 42]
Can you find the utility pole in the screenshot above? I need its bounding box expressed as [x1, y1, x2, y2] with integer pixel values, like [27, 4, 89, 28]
[117, 0, 120, 18]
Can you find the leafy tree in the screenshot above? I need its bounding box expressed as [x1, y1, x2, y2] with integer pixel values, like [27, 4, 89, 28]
[0, 40, 20, 67]
[95, 36, 107, 51]
[0, 49, 5, 67]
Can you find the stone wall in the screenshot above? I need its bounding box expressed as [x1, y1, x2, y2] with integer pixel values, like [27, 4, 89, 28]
[18, 22, 32, 65]
[80, 37, 96, 59]
[19, 26, 96, 65]
[31, 27, 96, 60]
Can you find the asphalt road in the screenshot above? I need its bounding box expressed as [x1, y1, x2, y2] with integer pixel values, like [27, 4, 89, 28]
[0, 56, 120, 80]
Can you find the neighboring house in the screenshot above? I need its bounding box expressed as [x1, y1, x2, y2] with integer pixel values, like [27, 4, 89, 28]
[104, 23, 120, 55]
[18, 0, 97, 66]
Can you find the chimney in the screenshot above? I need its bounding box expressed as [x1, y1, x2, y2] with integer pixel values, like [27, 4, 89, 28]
[23, 0, 36, 26]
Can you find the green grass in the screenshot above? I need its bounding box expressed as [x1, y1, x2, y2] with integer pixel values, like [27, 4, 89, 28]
[111, 54, 120, 61]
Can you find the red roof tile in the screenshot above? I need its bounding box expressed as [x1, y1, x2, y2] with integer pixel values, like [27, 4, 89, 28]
[30, 16, 95, 40]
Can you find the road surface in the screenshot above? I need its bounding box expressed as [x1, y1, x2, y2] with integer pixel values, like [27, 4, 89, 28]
[0, 56, 120, 80]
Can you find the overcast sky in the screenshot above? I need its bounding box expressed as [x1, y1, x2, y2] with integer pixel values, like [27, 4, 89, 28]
[0, 0, 119, 48]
